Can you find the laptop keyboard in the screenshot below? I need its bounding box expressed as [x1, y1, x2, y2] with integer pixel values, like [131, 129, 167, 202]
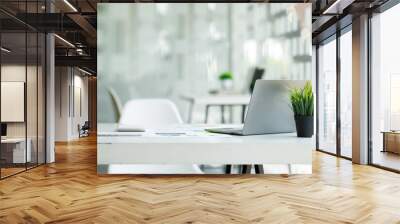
[206, 128, 244, 135]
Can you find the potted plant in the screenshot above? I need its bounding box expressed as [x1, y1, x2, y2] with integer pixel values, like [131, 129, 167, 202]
[290, 81, 314, 137]
[219, 72, 233, 90]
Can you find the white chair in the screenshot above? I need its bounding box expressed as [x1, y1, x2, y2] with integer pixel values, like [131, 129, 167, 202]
[119, 99, 183, 129]
[117, 98, 202, 174]
[108, 87, 124, 121]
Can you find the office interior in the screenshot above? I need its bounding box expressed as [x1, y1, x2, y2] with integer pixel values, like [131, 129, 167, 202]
[0, 1, 97, 179]
[97, 3, 313, 174]
[1, 0, 400, 222]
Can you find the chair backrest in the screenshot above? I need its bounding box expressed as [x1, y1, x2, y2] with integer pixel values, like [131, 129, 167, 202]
[82, 121, 90, 129]
[249, 67, 265, 93]
[108, 87, 124, 120]
[119, 99, 183, 128]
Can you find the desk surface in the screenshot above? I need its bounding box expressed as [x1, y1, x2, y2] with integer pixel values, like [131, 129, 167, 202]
[98, 123, 314, 165]
[1, 138, 26, 143]
[381, 131, 400, 134]
[181, 94, 251, 105]
[99, 126, 308, 144]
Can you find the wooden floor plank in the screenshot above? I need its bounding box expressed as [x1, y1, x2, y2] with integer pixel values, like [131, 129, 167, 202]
[0, 135, 400, 223]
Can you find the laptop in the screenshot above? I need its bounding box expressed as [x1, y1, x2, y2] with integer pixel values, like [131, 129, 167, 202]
[206, 80, 307, 136]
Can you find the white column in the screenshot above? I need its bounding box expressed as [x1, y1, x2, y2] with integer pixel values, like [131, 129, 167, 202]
[46, 33, 55, 163]
[352, 14, 369, 164]
[54, 67, 74, 141]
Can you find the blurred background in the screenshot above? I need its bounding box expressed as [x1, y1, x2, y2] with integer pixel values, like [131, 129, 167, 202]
[98, 3, 312, 124]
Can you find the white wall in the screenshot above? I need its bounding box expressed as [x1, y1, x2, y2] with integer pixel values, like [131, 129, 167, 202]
[55, 67, 89, 141]
[1, 65, 42, 137]
[1, 66, 26, 139]
[55, 67, 69, 141]
[71, 74, 89, 138]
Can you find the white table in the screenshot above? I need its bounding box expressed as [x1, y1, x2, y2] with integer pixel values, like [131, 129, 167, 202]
[1, 138, 31, 164]
[97, 124, 313, 174]
[181, 94, 251, 123]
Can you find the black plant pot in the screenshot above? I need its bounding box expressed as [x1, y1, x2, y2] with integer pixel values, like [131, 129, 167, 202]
[294, 116, 314, 138]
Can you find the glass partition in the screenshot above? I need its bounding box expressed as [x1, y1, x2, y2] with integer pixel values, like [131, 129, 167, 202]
[1, 30, 28, 177]
[370, 4, 400, 171]
[340, 29, 352, 158]
[0, 2, 46, 179]
[317, 37, 337, 154]
[316, 27, 353, 159]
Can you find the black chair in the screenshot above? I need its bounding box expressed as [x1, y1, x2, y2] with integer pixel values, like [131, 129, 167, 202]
[249, 67, 265, 93]
[79, 121, 90, 138]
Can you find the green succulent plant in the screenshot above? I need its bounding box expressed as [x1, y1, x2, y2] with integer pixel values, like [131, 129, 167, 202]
[290, 81, 314, 116]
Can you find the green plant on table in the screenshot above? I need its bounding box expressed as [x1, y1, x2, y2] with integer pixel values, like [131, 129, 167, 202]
[290, 81, 314, 116]
[219, 72, 233, 81]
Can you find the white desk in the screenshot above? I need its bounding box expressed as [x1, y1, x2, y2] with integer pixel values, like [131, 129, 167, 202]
[1, 138, 31, 163]
[98, 124, 313, 174]
[181, 94, 251, 123]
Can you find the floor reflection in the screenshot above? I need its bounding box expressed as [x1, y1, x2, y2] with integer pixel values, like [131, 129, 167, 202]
[373, 151, 400, 171]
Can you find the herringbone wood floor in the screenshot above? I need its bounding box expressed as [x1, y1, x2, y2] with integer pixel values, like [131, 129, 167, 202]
[1, 136, 400, 224]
